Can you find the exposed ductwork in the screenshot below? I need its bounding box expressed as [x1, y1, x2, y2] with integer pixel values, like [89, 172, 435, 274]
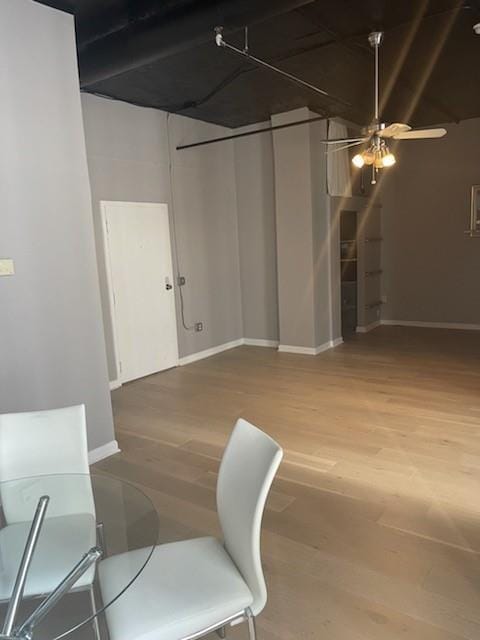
[79, 0, 317, 88]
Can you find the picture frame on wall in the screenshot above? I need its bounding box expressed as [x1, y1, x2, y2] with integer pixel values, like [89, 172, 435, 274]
[466, 185, 480, 237]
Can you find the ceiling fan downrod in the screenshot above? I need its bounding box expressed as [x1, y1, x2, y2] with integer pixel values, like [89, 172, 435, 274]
[368, 31, 384, 126]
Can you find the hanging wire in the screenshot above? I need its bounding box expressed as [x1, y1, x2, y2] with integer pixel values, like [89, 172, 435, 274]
[166, 112, 195, 331]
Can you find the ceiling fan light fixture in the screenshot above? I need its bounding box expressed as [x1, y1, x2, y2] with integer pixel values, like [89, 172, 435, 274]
[374, 152, 384, 169]
[382, 152, 396, 167]
[362, 149, 375, 165]
[352, 153, 365, 168]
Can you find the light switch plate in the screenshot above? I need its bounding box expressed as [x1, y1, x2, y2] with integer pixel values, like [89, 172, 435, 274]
[0, 259, 15, 276]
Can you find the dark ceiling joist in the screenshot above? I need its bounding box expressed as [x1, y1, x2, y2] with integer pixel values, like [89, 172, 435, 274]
[79, 0, 318, 88]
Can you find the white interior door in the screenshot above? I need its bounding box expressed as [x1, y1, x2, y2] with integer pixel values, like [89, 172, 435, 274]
[103, 202, 178, 383]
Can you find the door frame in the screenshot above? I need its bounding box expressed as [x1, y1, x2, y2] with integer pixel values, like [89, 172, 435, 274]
[100, 200, 179, 383]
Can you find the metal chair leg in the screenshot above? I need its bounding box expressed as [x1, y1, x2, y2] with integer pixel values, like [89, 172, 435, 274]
[215, 626, 226, 638]
[96, 522, 106, 554]
[89, 584, 101, 640]
[246, 609, 257, 640]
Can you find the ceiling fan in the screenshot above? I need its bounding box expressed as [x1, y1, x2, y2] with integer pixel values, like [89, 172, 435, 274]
[328, 31, 447, 184]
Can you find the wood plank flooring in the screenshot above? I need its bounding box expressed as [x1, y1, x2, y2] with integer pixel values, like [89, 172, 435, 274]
[95, 326, 480, 640]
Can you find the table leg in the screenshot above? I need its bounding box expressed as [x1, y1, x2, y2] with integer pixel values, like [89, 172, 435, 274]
[2, 496, 50, 637]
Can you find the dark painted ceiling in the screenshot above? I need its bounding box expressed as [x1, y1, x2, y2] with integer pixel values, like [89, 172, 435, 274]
[36, 0, 480, 128]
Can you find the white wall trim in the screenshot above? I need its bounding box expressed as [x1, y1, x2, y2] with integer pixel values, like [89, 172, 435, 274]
[356, 320, 381, 334]
[278, 344, 318, 355]
[112, 333, 343, 374]
[278, 338, 343, 355]
[244, 338, 279, 348]
[109, 379, 122, 391]
[178, 339, 244, 365]
[381, 320, 480, 331]
[88, 440, 120, 465]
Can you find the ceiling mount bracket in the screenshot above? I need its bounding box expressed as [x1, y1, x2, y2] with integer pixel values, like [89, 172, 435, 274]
[214, 26, 224, 48]
[368, 31, 384, 49]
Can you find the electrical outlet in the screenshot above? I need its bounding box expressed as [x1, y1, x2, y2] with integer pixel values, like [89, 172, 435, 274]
[177, 276, 186, 286]
[195, 322, 203, 332]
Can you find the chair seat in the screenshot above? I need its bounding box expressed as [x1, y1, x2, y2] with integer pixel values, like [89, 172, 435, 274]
[0, 513, 96, 600]
[99, 537, 253, 640]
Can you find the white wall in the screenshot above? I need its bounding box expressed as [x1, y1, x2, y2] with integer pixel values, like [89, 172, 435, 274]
[81, 94, 243, 379]
[0, 0, 114, 450]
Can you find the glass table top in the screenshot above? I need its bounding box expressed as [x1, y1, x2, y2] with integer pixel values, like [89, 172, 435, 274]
[0, 473, 159, 640]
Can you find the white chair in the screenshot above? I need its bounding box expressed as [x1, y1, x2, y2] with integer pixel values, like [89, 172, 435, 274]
[98, 418, 283, 640]
[0, 405, 96, 600]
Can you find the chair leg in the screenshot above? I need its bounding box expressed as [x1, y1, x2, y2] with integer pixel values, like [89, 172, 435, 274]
[245, 609, 257, 640]
[96, 522, 106, 554]
[215, 626, 226, 638]
[89, 584, 101, 640]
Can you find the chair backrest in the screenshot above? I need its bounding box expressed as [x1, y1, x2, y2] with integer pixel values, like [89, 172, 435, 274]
[0, 405, 94, 522]
[217, 418, 283, 616]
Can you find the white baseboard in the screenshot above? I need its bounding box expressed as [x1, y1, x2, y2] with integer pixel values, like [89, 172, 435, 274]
[278, 338, 343, 356]
[357, 320, 381, 334]
[109, 379, 122, 391]
[88, 440, 120, 465]
[178, 339, 244, 366]
[244, 338, 279, 348]
[129, 333, 342, 370]
[381, 320, 480, 331]
[278, 344, 318, 355]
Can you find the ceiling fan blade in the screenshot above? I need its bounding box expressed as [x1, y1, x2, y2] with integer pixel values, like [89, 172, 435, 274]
[326, 140, 367, 154]
[378, 123, 411, 138]
[321, 137, 367, 145]
[393, 128, 447, 140]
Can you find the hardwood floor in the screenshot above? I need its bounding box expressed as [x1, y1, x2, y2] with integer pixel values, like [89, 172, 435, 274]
[95, 326, 480, 640]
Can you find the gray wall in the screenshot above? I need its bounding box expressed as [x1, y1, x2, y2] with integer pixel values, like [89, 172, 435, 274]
[380, 118, 480, 325]
[271, 109, 337, 350]
[0, 0, 114, 450]
[234, 124, 278, 342]
[81, 94, 243, 378]
[310, 119, 336, 347]
[272, 109, 318, 348]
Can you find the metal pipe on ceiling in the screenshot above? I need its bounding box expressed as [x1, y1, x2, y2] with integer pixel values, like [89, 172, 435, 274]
[176, 115, 364, 151]
[214, 27, 350, 107]
[79, 0, 317, 88]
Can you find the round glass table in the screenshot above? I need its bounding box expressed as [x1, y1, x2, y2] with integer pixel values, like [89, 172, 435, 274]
[0, 473, 159, 640]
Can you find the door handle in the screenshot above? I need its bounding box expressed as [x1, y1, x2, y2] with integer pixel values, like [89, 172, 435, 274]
[165, 283, 172, 290]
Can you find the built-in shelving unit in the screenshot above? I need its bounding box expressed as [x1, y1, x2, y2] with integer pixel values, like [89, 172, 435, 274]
[363, 235, 383, 323]
[340, 211, 358, 337]
[337, 202, 383, 337]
